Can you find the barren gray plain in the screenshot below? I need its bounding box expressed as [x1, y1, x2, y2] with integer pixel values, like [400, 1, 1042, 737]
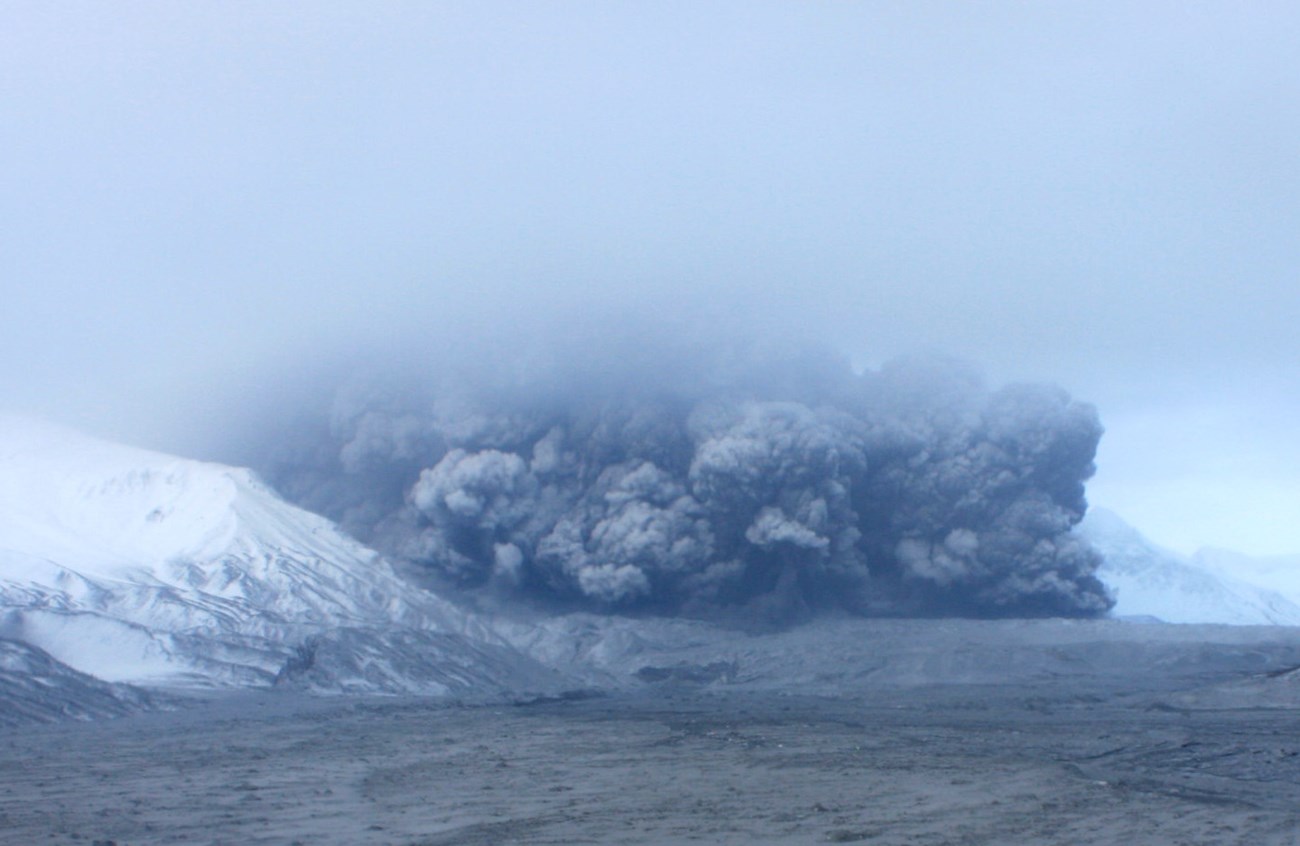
[3, 672, 1298, 846]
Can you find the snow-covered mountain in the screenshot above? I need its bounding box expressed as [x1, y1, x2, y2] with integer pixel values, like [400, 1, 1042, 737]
[1080, 508, 1300, 626]
[0, 415, 563, 694]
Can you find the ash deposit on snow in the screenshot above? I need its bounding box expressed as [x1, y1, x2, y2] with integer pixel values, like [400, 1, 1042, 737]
[256, 336, 1112, 622]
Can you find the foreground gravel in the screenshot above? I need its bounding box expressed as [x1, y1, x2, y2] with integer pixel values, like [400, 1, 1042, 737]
[2, 678, 1297, 846]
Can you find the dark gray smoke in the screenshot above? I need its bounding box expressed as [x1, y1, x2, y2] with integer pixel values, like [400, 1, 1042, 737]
[257, 337, 1111, 622]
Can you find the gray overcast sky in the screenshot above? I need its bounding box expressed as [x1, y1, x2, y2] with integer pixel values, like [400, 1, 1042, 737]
[3, 2, 1299, 555]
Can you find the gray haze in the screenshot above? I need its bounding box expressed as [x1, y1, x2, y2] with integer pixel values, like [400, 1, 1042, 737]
[3, 3, 1300, 554]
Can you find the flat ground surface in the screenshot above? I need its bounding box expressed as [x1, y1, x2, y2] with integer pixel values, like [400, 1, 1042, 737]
[2, 683, 1297, 846]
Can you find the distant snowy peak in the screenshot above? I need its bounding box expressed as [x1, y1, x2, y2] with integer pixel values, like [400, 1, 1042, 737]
[1193, 547, 1300, 607]
[0, 415, 492, 686]
[1080, 508, 1300, 626]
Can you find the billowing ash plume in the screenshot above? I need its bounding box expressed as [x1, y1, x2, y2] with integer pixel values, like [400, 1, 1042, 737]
[258, 337, 1112, 622]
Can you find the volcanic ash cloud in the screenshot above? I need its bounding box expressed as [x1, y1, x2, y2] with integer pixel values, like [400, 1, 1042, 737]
[263, 346, 1112, 622]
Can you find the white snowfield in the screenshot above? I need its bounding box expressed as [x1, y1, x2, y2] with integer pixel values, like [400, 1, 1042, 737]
[0, 415, 558, 694]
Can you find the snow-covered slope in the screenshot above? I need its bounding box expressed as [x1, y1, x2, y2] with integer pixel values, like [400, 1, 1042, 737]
[0, 637, 158, 726]
[1079, 508, 1300, 626]
[0, 416, 562, 694]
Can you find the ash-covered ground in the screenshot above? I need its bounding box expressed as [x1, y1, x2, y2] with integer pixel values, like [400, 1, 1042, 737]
[3, 620, 1299, 846]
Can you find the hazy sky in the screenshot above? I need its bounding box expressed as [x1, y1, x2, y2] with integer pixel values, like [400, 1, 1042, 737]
[3, 2, 1299, 555]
